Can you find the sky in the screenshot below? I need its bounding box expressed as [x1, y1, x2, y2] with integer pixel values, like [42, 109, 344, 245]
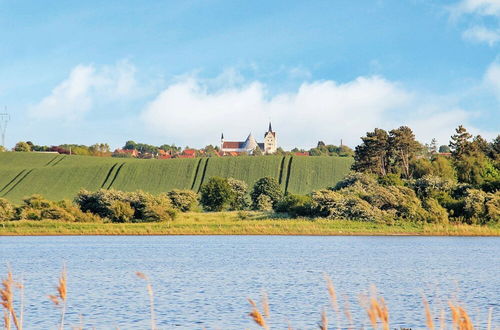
[0, 0, 499, 150]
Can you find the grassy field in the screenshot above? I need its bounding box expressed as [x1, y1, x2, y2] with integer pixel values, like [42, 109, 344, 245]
[0, 152, 353, 203]
[1, 211, 499, 236]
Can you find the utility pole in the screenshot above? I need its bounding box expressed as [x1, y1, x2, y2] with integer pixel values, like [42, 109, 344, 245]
[0, 107, 10, 148]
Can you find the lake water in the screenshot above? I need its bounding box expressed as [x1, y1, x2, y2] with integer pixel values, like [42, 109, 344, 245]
[0, 236, 499, 329]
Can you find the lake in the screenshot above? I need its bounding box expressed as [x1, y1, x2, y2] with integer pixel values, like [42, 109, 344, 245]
[0, 236, 498, 329]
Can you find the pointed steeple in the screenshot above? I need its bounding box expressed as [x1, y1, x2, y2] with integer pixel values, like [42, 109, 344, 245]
[221, 133, 224, 140]
[268, 122, 272, 132]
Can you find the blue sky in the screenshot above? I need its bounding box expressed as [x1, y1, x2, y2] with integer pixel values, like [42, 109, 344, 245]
[0, 0, 499, 149]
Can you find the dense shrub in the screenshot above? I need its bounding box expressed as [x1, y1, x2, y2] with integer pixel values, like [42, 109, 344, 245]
[422, 198, 449, 224]
[75, 189, 176, 222]
[462, 189, 499, 224]
[40, 206, 76, 222]
[251, 177, 283, 208]
[274, 194, 315, 217]
[167, 189, 198, 212]
[413, 175, 454, 199]
[227, 178, 249, 210]
[255, 194, 273, 211]
[378, 173, 404, 186]
[109, 201, 135, 222]
[311, 189, 380, 221]
[0, 198, 14, 220]
[199, 177, 233, 211]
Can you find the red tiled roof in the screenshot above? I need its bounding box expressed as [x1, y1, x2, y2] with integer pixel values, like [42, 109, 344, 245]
[294, 152, 309, 156]
[177, 154, 195, 158]
[183, 149, 196, 155]
[222, 141, 244, 149]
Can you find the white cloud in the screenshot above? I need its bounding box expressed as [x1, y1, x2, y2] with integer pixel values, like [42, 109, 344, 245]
[455, 0, 500, 16]
[29, 61, 138, 120]
[453, 0, 500, 45]
[141, 74, 477, 148]
[463, 26, 500, 45]
[484, 59, 500, 97]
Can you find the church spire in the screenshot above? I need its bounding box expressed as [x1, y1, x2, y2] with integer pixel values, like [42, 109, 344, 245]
[268, 122, 272, 132]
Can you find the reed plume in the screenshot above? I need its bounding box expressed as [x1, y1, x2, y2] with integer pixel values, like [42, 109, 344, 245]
[136, 272, 156, 330]
[48, 267, 67, 330]
[449, 302, 473, 330]
[1, 271, 22, 330]
[422, 295, 434, 329]
[248, 298, 269, 329]
[361, 287, 389, 330]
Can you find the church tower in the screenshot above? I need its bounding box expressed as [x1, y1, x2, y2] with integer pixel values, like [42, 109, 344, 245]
[263, 122, 277, 154]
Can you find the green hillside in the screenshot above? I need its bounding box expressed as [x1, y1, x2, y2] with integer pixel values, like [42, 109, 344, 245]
[0, 152, 353, 203]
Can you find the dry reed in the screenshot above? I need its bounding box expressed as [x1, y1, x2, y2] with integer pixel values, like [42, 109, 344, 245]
[1, 271, 22, 330]
[422, 295, 434, 330]
[48, 267, 67, 330]
[248, 297, 269, 330]
[136, 272, 156, 330]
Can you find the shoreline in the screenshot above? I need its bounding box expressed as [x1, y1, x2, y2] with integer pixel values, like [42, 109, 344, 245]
[1, 212, 499, 237]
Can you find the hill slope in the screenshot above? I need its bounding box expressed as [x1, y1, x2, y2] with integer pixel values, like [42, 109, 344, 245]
[0, 153, 353, 203]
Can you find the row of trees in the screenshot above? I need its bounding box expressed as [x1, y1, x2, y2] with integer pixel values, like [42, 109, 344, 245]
[353, 125, 500, 185]
[11, 141, 112, 156]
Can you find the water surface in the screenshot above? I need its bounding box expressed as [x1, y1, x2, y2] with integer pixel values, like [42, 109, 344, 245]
[1, 236, 498, 329]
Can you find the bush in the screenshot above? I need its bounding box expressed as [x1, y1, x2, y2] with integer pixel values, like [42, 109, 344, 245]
[423, 198, 448, 224]
[109, 201, 135, 222]
[227, 178, 249, 210]
[251, 177, 283, 208]
[333, 172, 378, 190]
[413, 175, 454, 199]
[274, 194, 315, 217]
[141, 202, 177, 222]
[311, 190, 380, 221]
[199, 177, 233, 211]
[41, 206, 76, 222]
[167, 189, 198, 212]
[22, 195, 52, 210]
[378, 173, 404, 186]
[0, 198, 14, 220]
[75, 189, 177, 222]
[255, 194, 273, 211]
[463, 189, 487, 224]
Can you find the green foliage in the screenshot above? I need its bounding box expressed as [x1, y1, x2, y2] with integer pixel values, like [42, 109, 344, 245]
[74, 189, 176, 222]
[422, 198, 449, 224]
[255, 194, 273, 211]
[0, 198, 14, 220]
[311, 189, 381, 221]
[410, 158, 433, 179]
[353, 128, 390, 176]
[109, 201, 135, 222]
[413, 175, 454, 199]
[251, 177, 283, 208]
[199, 177, 233, 211]
[227, 178, 249, 210]
[14, 142, 31, 152]
[449, 125, 472, 159]
[274, 194, 315, 217]
[378, 173, 403, 186]
[167, 189, 198, 212]
[463, 189, 499, 224]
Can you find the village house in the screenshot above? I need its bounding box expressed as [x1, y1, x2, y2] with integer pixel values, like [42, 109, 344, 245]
[220, 123, 277, 155]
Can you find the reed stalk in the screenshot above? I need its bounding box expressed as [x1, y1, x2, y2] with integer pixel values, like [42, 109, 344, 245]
[136, 272, 156, 330]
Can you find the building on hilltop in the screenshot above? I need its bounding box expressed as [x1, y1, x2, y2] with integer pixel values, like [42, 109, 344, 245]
[220, 123, 277, 155]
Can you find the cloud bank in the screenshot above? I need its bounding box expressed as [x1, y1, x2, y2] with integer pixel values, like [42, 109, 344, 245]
[29, 61, 137, 120]
[141, 74, 480, 148]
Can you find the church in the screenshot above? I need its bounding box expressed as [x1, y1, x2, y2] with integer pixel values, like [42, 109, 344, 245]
[220, 123, 277, 155]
